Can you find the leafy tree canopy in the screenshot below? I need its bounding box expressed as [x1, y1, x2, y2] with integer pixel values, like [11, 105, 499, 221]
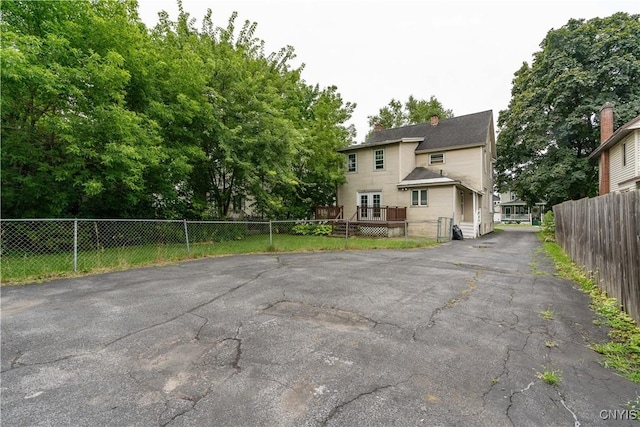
[1, 0, 165, 217]
[496, 12, 640, 208]
[1, 0, 355, 219]
[366, 95, 453, 135]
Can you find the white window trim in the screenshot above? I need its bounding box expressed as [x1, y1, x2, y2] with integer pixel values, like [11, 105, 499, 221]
[374, 148, 385, 170]
[410, 189, 428, 206]
[429, 153, 445, 165]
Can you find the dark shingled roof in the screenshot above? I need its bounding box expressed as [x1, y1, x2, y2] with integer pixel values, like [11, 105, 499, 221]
[402, 167, 445, 181]
[366, 110, 493, 152]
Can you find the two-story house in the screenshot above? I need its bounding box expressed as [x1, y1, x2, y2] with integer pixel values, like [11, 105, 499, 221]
[336, 110, 495, 238]
[589, 103, 640, 194]
[493, 191, 546, 225]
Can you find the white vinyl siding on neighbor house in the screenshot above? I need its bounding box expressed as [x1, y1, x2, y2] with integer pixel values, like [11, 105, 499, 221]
[610, 134, 637, 192]
[411, 189, 428, 206]
[429, 153, 444, 165]
[347, 153, 357, 172]
[374, 149, 384, 170]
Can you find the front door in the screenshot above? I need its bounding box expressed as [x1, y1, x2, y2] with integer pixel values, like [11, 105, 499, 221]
[358, 192, 381, 219]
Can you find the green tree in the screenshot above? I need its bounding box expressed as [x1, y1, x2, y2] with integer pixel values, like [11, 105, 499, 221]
[367, 95, 453, 133]
[1, 0, 169, 217]
[197, 12, 305, 218]
[275, 85, 356, 218]
[1, 0, 356, 220]
[148, 8, 332, 219]
[496, 12, 640, 208]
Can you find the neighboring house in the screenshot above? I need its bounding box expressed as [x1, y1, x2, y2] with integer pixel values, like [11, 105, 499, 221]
[336, 110, 495, 238]
[590, 103, 640, 194]
[493, 191, 546, 225]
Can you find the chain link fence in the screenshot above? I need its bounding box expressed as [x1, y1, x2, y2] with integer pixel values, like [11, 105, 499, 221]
[1, 217, 452, 283]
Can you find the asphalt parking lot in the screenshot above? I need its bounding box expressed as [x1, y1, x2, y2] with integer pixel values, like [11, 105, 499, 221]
[1, 228, 638, 426]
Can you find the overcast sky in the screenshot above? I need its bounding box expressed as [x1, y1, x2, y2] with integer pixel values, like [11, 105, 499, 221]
[137, 0, 638, 142]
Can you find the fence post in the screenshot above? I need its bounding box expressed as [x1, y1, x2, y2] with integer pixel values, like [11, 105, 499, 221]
[183, 219, 190, 255]
[269, 221, 273, 247]
[404, 220, 408, 246]
[345, 219, 349, 248]
[73, 219, 78, 272]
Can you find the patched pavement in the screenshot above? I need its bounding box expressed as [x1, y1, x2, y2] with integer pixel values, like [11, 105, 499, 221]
[1, 228, 638, 426]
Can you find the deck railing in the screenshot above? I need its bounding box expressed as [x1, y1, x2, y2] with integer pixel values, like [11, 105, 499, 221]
[500, 214, 532, 223]
[314, 205, 343, 219]
[356, 206, 407, 221]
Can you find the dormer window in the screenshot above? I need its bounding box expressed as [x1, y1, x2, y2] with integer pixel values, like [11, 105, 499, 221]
[429, 153, 444, 165]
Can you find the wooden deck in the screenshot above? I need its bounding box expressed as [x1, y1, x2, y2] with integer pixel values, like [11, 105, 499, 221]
[315, 206, 407, 222]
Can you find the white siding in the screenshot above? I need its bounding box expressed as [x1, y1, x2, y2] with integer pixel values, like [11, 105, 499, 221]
[337, 117, 496, 237]
[611, 132, 638, 192]
[338, 142, 420, 219]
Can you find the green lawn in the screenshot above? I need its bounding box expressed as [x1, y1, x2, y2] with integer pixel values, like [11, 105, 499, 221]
[1, 234, 437, 285]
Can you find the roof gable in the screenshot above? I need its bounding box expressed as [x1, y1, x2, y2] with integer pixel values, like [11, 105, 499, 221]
[364, 110, 493, 152]
[590, 115, 640, 159]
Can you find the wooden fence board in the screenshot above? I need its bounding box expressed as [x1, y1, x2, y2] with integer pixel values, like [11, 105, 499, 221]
[553, 192, 640, 323]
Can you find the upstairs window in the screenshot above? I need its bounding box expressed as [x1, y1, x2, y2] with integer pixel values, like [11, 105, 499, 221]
[347, 153, 357, 172]
[374, 149, 384, 170]
[622, 143, 627, 167]
[429, 153, 444, 165]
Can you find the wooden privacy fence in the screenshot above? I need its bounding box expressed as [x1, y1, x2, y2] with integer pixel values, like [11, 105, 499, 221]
[554, 191, 640, 323]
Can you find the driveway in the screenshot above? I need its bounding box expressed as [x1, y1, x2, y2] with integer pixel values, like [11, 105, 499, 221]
[1, 228, 638, 426]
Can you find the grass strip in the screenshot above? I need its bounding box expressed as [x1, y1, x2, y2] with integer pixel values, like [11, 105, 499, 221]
[1, 234, 437, 285]
[541, 235, 640, 383]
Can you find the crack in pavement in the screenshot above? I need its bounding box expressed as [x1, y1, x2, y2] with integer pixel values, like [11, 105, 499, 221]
[505, 380, 536, 425]
[2, 352, 85, 373]
[102, 264, 278, 350]
[189, 313, 209, 341]
[320, 378, 412, 426]
[159, 397, 196, 427]
[557, 389, 581, 427]
[417, 269, 482, 335]
[220, 323, 243, 373]
[160, 324, 244, 426]
[501, 330, 537, 425]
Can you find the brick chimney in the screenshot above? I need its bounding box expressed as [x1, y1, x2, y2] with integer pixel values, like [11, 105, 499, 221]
[600, 102, 614, 143]
[374, 123, 383, 132]
[598, 102, 614, 195]
[430, 115, 439, 126]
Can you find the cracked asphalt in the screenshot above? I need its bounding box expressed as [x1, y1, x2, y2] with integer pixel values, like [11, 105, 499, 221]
[2, 228, 639, 426]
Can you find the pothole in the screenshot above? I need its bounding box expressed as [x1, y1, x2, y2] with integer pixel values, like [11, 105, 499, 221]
[259, 301, 374, 331]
